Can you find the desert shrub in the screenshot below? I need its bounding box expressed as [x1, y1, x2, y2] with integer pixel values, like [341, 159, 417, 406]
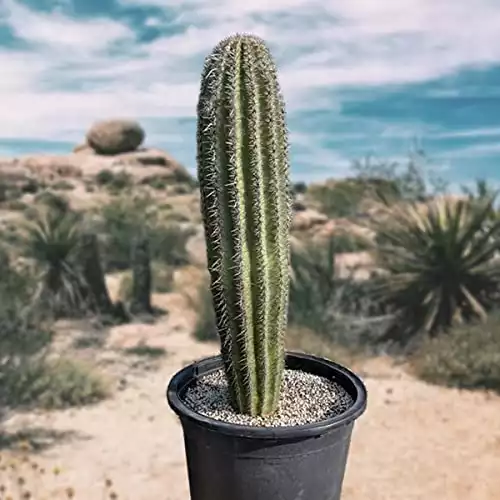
[97, 195, 156, 270]
[141, 174, 171, 190]
[289, 237, 392, 351]
[371, 195, 500, 344]
[171, 167, 195, 186]
[192, 276, 218, 342]
[5, 358, 110, 409]
[4, 199, 28, 211]
[0, 183, 22, 202]
[411, 311, 500, 393]
[328, 232, 372, 253]
[286, 324, 355, 367]
[118, 263, 174, 301]
[33, 190, 70, 215]
[306, 178, 399, 218]
[0, 181, 7, 202]
[95, 169, 114, 185]
[351, 151, 448, 203]
[0, 254, 54, 413]
[124, 344, 167, 358]
[293, 181, 307, 194]
[21, 178, 42, 194]
[170, 183, 192, 195]
[98, 196, 193, 271]
[95, 169, 133, 193]
[163, 211, 190, 223]
[306, 180, 365, 218]
[51, 180, 75, 191]
[150, 224, 194, 266]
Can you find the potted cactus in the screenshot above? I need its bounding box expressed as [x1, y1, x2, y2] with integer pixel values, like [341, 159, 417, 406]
[167, 34, 367, 500]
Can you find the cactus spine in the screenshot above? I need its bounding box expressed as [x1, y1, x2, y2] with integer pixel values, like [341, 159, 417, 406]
[197, 34, 292, 416]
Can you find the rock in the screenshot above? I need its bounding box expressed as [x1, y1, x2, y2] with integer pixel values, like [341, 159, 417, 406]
[314, 218, 375, 241]
[111, 148, 187, 174]
[292, 208, 328, 231]
[86, 119, 145, 155]
[22, 155, 83, 179]
[186, 226, 207, 266]
[334, 251, 375, 280]
[73, 143, 95, 154]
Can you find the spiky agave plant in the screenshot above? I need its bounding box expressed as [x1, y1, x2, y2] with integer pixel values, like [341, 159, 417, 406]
[371, 195, 500, 343]
[197, 34, 292, 416]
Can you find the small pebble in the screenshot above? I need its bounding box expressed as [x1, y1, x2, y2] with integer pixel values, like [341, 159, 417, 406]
[183, 368, 354, 427]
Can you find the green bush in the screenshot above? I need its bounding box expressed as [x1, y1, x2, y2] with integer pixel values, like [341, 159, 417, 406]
[328, 232, 372, 253]
[98, 196, 193, 271]
[192, 276, 218, 342]
[118, 263, 174, 301]
[4, 199, 28, 211]
[293, 181, 307, 194]
[51, 180, 75, 191]
[141, 174, 171, 190]
[4, 358, 110, 409]
[307, 177, 402, 218]
[33, 190, 71, 215]
[0, 253, 54, 412]
[289, 237, 391, 349]
[306, 179, 368, 218]
[412, 312, 500, 393]
[95, 169, 133, 192]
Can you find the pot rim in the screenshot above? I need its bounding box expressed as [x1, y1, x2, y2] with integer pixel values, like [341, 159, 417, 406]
[166, 351, 367, 439]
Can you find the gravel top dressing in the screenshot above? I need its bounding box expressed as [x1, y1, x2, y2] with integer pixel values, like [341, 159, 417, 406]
[183, 368, 354, 427]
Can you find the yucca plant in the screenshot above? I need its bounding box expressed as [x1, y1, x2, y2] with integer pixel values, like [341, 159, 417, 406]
[22, 207, 88, 317]
[197, 34, 292, 416]
[371, 195, 500, 343]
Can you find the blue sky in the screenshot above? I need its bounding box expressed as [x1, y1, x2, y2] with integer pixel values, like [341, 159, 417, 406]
[1, 0, 500, 188]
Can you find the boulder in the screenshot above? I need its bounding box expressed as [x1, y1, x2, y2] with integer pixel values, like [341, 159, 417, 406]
[86, 119, 145, 155]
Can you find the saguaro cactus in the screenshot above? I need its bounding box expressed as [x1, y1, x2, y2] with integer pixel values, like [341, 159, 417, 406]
[197, 34, 292, 416]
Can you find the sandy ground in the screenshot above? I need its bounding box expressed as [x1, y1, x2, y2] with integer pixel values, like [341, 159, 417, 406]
[2, 277, 500, 500]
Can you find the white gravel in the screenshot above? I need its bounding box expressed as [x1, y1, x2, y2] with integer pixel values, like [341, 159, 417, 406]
[182, 368, 354, 427]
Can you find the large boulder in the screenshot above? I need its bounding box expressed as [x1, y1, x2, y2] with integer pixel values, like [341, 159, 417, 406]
[86, 119, 145, 155]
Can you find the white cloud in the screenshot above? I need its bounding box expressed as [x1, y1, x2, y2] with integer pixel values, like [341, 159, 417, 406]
[432, 128, 500, 139]
[1, 0, 500, 177]
[1, 0, 134, 53]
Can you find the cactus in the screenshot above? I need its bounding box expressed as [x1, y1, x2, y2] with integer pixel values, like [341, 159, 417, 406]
[79, 232, 115, 316]
[197, 34, 292, 416]
[130, 234, 153, 315]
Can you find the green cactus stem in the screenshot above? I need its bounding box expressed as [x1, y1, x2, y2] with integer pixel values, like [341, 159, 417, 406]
[196, 34, 292, 416]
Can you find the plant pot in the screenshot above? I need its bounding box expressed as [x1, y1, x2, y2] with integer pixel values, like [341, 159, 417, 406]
[167, 351, 367, 500]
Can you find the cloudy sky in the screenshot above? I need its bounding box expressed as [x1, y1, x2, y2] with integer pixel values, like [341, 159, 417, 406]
[1, 0, 500, 185]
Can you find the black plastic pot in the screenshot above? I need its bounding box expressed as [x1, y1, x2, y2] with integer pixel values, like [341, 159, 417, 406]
[167, 351, 367, 500]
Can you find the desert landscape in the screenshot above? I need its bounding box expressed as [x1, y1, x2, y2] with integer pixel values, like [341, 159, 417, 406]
[1, 120, 500, 499]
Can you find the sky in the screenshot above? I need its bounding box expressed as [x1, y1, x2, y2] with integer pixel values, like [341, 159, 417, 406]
[1, 0, 500, 188]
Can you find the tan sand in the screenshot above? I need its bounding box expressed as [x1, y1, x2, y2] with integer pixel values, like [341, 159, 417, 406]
[2, 289, 500, 500]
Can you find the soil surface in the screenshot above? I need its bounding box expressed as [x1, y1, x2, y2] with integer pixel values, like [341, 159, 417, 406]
[1, 275, 500, 500]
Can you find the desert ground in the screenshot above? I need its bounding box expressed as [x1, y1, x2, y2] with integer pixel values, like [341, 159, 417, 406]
[1, 136, 500, 499]
[1, 268, 500, 500]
